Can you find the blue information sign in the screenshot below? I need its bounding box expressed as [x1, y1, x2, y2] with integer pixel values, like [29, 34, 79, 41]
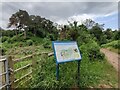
[52, 41, 82, 80]
[52, 41, 82, 64]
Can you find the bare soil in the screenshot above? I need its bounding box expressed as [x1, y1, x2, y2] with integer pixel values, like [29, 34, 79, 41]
[100, 48, 119, 71]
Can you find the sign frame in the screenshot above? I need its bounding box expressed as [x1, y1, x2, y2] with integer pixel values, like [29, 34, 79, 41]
[52, 41, 82, 64]
[52, 41, 82, 81]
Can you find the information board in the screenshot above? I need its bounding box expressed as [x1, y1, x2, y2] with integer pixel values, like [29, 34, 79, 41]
[52, 41, 82, 63]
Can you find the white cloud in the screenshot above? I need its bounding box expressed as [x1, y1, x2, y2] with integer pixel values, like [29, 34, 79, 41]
[56, 14, 98, 25]
[104, 11, 117, 17]
[0, 2, 118, 29]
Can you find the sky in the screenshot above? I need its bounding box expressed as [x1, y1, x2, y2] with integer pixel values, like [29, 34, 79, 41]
[0, 0, 119, 30]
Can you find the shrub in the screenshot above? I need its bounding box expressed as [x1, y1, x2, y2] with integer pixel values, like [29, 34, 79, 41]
[26, 40, 33, 46]
[0, 46, 6, 55]
[48, 34, 55, 41]
[101, 40, 120, 49]
[77, 31, 96, 46]
[43, 38, 51, 48]
[11, 36, 18, 42]
[80, 41, 104, 60]
[31, 37, 44, 45]
[13, 42, 25, 47]
[1, 36, 8, 42]
[113, 41, 120, 49]
[6, 38, 12, 43]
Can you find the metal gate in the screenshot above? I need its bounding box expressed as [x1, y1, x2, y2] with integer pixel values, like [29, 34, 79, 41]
[0, 56, 10, 90]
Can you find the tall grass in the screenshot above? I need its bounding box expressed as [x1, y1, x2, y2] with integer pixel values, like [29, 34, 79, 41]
[101, 40, 120, 54]
[29, 52, 118, 88]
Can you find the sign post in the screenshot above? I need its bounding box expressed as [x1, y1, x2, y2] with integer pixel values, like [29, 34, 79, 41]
[56, 64, 59, 80]
[52, 41, 82, 80]
[77, 60, 81, 86]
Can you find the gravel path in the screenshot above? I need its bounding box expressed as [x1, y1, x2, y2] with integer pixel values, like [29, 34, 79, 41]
[100, 48, 119, 71]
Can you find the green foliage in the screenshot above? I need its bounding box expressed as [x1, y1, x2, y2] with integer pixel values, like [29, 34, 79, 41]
[11, 36, 18, 42]
[101, 40, 120, 49]
[1, 30, 15, 37]
[89, 25, 103, 45]
[2, 10, 118, 88]
[67, 29, 79, 40]
[77, 31, 93, 46]
[103, 28, 113, 40]
[43, 38, 51, 48]
[30, 37, 44, 45]
[80, 41, 104, 60]
[113, 30, 120, 40]
[1, 36, 9, 42]
[10, 35, 25, 43]
[29, 53, 117, 88]
[26, 40, 33, 46]
[0, 45, 7, 55]
[48, 34, 55, 41]
[36, 28, 46, 38]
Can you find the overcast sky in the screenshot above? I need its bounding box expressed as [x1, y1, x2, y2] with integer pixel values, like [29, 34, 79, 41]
[0, 1, 119, 30]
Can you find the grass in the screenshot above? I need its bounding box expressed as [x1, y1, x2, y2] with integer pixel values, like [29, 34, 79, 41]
[4, 45, 118, 88]
[6, 45, 52, 59]
[2, 37, 118, 88]
[101, 40, 120, 54]
[29, 52, 118, 88]
[106, 47, 119, 54]
[6, 44, 52, 88]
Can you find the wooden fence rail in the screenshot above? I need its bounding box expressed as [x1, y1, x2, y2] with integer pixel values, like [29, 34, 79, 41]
[0, 52, 54, 90]
[14, 64, 32, 73]
[0, 57, 9, 90]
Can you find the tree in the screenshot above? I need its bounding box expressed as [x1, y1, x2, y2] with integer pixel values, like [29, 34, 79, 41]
[8, 9, 30, 39]
[90, 25, 103, 45]
[7, 13, 19, 36]
[103, 28, 113, 40]
[83, 19, 95, 29]
[113, 30, 120, 40]
[68, 21, 79, 40]
[29, 15, 41, 36]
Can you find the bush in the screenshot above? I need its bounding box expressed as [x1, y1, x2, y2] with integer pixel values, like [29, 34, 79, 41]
[101, 40, 120, 49]
[0, 46, 6, 55]
[43, 38, 51, 48]
[113, 41, 120, 49]
[30, 37, 43, 45]
[9, 35, 26, 43]
[7, 38, 11, 43]
[11, 36, 18, 42]
[77, 31, 96, 46]
[80, 41, 104, 60]
[26, 40, 33, 46]
[48, 34, 55, 41]
[1, 36, 8, 42]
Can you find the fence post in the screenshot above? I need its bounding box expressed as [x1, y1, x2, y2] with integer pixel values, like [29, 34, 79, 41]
[8, 56, 15, 89]
[32, 55, 36, 68]
[1, 61, 6, 90]
[5, 57, 10, 90]
[32, 55, 37, 78]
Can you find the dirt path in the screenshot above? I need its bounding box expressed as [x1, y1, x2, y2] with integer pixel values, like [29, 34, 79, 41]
[100, 48, 119, 71]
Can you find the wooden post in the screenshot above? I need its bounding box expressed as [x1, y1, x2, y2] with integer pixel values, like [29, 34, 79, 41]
[5, 57, 10, 90]
[1, 61, 6, 90]
[32, 55, 36, 68]
[8, 56, 15, 89]
[0, 61, 3, 89]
